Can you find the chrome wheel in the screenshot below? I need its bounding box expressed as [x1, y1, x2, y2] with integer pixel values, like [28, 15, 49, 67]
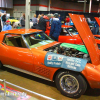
[60, 75, 79, 94]
[55, 71, 87, 98]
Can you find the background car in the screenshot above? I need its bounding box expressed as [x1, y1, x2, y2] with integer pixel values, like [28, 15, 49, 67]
[46, 24, 100, 45]
[12, 20, 33, 28]
[7, 17, 33, 28]
[7, 16, 19, 24]
[45, 25, 83, 44]
[59, 25, 83, 44]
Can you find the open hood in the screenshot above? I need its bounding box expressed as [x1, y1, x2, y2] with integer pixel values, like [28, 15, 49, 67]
[95, 17, 100, 27]
[69, 13, 100, 65]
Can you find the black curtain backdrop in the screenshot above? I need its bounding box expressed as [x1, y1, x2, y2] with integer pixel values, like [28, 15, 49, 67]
[36, 10, 100, 21]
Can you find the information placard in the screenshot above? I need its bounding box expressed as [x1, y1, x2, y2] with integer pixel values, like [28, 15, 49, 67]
[44, 52, 87, 72]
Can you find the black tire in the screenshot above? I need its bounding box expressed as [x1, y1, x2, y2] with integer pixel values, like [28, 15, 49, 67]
[55, 71, 87, 98]
[0, 61, 3, 69]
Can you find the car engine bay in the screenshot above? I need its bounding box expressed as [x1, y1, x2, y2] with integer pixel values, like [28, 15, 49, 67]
[44, 43, 91, 63]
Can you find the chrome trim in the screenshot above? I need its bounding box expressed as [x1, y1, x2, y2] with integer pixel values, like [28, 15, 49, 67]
[60, 75, 79, 94]
[21, 35, 30, 48]
[3, 65, 52, 82]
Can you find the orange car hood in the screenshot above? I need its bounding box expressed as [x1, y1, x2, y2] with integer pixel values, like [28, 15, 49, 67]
[95, 17, 100, 27]
[69, 13, 100, 65]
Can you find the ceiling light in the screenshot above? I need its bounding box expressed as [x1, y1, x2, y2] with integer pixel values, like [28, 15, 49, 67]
[78, 0, 87, 2]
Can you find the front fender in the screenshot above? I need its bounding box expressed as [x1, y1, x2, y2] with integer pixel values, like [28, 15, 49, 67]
[82, 64, 100, 89]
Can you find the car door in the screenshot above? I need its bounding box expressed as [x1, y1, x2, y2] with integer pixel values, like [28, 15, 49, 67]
[0, 34, 34, 72]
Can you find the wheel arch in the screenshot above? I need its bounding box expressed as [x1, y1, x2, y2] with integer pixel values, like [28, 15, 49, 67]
[53, 68, 90, 87]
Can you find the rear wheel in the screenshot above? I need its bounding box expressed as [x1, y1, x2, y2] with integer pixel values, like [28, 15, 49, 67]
[55, 71, 87, 98]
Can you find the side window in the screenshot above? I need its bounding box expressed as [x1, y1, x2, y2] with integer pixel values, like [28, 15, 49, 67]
[4, 34, 27, 48]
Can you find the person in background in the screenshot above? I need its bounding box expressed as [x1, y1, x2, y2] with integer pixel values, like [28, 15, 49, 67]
[49, 13, 61, 41]
[32, 14, 37, 25]
[38, 13, 45, 22]
[65, 16, 70, 25]
[2, 13, 6, 26]
[91, 21, 99, 35]
[17, 24, 21, 29]
[32, 14, 37, 29]
[41, 14, 44, 17]
[37, 14, 41, 23]
[12, 22, 16, 29]
[36, 14, 51, 32]
[50, 14, 54, 25]
[94, 21, 99, 35]
[2, 20, 12, 31]
[69, 17, 74, 27]
[59, 14, 62, 22]
[20, 13, 25, 28]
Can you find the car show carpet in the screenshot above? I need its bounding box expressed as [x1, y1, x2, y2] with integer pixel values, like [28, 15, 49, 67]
[0, 83, 38, 100]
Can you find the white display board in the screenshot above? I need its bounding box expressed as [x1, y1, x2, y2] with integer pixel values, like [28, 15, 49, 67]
[0, 0, 13, 8]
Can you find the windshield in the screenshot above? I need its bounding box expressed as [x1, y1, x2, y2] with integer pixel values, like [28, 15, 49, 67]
[67, 27, 78, 35]
[24, 32, 54, 48]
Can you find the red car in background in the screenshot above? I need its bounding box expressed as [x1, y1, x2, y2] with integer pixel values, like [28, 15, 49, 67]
[45, 24, 100, 45]
[45, 25, 83, 44]
[59, 25, 83, 44]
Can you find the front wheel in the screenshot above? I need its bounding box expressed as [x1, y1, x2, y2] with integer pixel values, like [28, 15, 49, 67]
[55, 71, 87, 98]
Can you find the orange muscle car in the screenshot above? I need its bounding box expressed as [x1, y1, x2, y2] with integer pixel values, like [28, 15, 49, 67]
[0, 14, 100, 98]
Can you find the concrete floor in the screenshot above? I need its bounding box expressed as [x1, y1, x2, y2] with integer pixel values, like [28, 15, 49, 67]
[0, 67, 100, 100]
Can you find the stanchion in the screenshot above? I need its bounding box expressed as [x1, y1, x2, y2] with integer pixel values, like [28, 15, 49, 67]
[0, 78, 55, 100]
[3, 79, 6, 100]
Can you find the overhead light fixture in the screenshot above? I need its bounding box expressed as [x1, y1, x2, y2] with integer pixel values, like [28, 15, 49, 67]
[78, 0, 87, 2]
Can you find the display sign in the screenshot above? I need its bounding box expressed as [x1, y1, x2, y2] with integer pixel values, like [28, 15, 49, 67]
[44, 52, 87, 72]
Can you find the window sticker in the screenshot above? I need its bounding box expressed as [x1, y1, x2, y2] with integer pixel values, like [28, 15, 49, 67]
[46, 40, 53, 43]
[39, 41, 48, 45]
